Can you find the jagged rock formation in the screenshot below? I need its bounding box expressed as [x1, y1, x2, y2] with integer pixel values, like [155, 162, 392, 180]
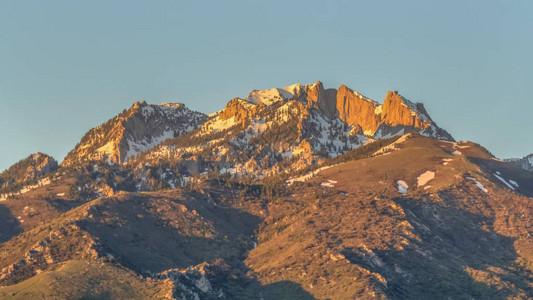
[62, 101, 207, 166]
[0, 153, 58, 189]
[510, 153, 533, 172]
[298, 81, 454, 140]
[140, 91, 367, 179]
[336, 84, 381, 135]
[105, 81, 453, 188]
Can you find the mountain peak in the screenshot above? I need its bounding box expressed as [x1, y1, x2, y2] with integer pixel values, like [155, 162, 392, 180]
[0, 153, 58, 189]
[62, 102, 207, 167]
[216, 82, 453, 141]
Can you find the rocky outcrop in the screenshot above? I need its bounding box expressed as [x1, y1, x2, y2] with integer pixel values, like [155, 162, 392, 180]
[511, 154, 533, 172]
[381, 91, 430, 129]
[334, 88, 453, 141]
[220, 81, 452, 141]
[0, 153, 58, 189]
[305, 81, 337, 118]
[336, 85, 381, 135]
[62, 101, 207, 166]
[219, 98, 256, 126]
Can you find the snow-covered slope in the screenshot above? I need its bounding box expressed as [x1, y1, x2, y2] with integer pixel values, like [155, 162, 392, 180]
[62, 101, 207, 166]
[139, 98, 368, 179]
[122, 82, 453, 186]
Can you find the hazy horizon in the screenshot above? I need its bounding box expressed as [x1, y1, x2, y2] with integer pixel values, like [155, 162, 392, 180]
[1, 0, 532, 170]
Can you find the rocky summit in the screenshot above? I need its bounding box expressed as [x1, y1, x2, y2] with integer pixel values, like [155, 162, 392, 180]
[0, 82, 532, 299]
[62, 101, 207, 167]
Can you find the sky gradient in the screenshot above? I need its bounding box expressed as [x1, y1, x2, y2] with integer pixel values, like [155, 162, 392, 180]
[1, 0, 532, 171]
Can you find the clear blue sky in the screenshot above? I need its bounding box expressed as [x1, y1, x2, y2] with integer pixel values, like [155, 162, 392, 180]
[1, 0, 532, 170]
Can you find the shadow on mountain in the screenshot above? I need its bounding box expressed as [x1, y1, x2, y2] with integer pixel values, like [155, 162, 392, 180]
[46, 197, 86, 212]
[261, 281, 317, 300]
[79, 291, 112, 300]
[77, 193, 261, 274]
[74, 193, 317, 298]
[469, 156, 533, 197]
[341, 197, 531, 299]
[0, 203, 21, 243]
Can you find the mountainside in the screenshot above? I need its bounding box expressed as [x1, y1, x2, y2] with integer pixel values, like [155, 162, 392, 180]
[2, 81, 532, 299]
[0, 153, 58, 192]
[62, 101, 207, 167]
[134, 82, 452, 183]
[296, 81, 453, 140]
[511, 154, 533, 172]
[1, 134, 533, 299]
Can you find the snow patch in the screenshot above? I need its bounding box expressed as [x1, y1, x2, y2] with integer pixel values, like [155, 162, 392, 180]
[245, 88, 293, 105]
[493, 173, 515, 190]
[321, 180, 337, 188]
[287, 165, 335, 184]
[126, 130, 175, 160]
[466, 177, 489, 194]
[373, 134, 411, 156]
[442, 158, 453, 166]
[397, 180, 409, 194]
[417, 171, 435, 187]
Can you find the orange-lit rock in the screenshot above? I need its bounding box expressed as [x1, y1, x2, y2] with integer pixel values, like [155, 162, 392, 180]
[381, 91, 430, 129]
[336, 85, 381, 134]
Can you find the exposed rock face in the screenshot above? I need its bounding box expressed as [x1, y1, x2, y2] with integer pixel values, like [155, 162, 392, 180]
[335, 88, 453, 140]
[219, 98, 256, 126]
[62, 101, 207, 166]
[305, 81, 337, 118]
[0, 153, 58, 188]
[237, 82, 453, 141]
[512, 154, 533, 172]
[336, 85, 381, 135]
[381, 91, 430, 129]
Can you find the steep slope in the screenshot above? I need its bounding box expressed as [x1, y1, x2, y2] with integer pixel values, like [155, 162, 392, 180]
[62, 101, 207, 166]
[0, 153, 58, 191]
[336, 84, 381, 135]
[3, 135, 532, 299]
[375, 91, 453, 140]
[0, 260, 174, 299]
[136, 82, 451, 184]
[247, 135, 533, 299]
[307, 82, 454, 140]
[139, 91, 367, 180]
[0, 187, 267, 299]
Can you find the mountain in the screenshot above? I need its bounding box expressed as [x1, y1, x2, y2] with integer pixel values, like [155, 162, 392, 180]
[62, 101, 207, 167]
[136, 82, 452, 183]
[0, 153, 58, 191]
[2, 81, 532, 299]
[510, 154, 533, 172]
[298, 81, 453, 140]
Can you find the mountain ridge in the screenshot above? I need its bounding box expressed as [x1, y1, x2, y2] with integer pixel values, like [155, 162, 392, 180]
[62, 101, 207, 167]
[3, 81, 533, 299]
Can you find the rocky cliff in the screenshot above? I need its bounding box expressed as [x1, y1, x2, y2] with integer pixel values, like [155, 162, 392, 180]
[511, 153, 533, 172]
[62, 101, 207, 167]
[0, 153, 58, 189]
[298, 81, 454, 140]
